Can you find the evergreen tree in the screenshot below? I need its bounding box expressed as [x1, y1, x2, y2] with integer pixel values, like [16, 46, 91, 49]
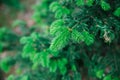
[0, 0, 120, 80]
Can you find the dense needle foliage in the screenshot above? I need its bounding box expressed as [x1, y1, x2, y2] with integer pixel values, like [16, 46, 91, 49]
[0, 0, 120, 80]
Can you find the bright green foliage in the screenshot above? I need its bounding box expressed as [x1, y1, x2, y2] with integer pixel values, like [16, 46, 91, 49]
[114, 7, 120, 17]
[103, 75, 112, 80]
[50, 20, 94, 50]
[32, 50, 68, 75]
[55, 7, 70, 19]
[20, 31, 67, 74]
[50, 2, 70, 18]
[50, 19, 65, 35]
[50, 27, 71, 51]
[100, 1, 111, 11]
[20, 32, 49, 58]
[86, 0, 94, 6]
[96, 69, 104, 79]
[49, 58, 68, 75]
[71, 29, 94, 45]
[81, 31, 94, 45]
[7, 75, 14, 80]
[20, 75, 29, 80]
[71, 29, 84, 43]
[57, 58, 67, 75]
[76, 0, 84, 6]
[0, 57, 12, 73]
[49, 2, 60, 12]
[1, 0, 120, 80]
[32, 51, 50, 67]
[0, 27, 7, 39]
[71, 64, 77, 71]
[49, 60, 57, 72]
